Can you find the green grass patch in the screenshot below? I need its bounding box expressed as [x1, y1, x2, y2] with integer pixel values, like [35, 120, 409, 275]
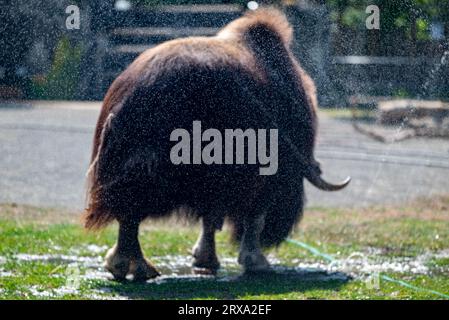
[0, 196, 448, 300]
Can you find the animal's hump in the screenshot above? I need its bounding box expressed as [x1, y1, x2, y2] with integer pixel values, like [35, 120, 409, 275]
[218, 8, 293, 48]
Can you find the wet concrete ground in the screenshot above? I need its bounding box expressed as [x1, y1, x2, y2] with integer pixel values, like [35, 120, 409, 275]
[0, 100, 448, 209]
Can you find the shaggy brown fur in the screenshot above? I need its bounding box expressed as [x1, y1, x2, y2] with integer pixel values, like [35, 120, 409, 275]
[84, 8, 319, 236]
[82, 10, 350, 278]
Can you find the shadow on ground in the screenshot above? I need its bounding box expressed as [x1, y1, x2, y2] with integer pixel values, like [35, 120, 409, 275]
[97, 267, 351, 299]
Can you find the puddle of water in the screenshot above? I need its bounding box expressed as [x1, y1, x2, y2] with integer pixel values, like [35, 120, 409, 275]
[147, 255, 350, 284]
[153, 254, 195, 276]
[29, 286, 53, 298]
[82, 269, 113, 281]
[0, 249, 446, 285]
[0, 270, 14, 277]
[68, 244, 109, 256]
[290, 250, 449, 276]
[433, 249, 449, 259]
[14, 253, 103, 268]
[85, 244, 109, 255]
[0, 248, 446, 299]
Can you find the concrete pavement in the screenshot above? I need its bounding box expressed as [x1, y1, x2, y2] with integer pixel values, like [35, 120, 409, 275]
[0, 100, 448, 209]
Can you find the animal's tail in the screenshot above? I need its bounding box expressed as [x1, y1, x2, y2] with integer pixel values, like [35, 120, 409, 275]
[219, 7, 292, 49]
[82, 113, 116, 230]
[218, 8, 293, 76]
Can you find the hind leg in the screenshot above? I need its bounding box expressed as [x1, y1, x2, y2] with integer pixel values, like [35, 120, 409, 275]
[238, 213, 270, 273]
[105, 220, 160, 281]
[192, 215, 221, 271]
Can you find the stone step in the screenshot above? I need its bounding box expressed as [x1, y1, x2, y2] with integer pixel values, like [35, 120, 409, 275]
[104, 26, 222, 73]
[108, 4, 243, 29]
[110, 26, 219, 45]
[103, 45, 155, 71]
[97, 4, 244, 100]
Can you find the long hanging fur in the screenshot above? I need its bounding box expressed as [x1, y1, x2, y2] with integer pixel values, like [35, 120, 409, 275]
[83, 113, 116, 229]
[220, 9, 312, 247]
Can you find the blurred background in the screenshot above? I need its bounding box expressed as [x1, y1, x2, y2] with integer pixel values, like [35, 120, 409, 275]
[1, 0, 448, 105]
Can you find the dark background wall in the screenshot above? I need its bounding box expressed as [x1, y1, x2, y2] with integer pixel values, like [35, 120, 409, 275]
[0, 0, 448, 105]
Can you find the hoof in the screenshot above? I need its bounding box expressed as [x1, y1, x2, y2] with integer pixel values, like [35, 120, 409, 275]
[104, 246, 130, 281]
[192, 259, 220, 276]
[192, 256, 220, 271]
[104, 246, 160, 281]
[238, 251, 270, 273]
[129, 258, 160, 282]
[192, 267, 218, 276]
[192, 246, 220, 272]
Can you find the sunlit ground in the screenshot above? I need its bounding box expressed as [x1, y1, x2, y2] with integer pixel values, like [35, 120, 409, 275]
[0, 196, 448, 300]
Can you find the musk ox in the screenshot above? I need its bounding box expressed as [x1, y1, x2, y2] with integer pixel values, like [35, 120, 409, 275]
[84, 8, 350, 281]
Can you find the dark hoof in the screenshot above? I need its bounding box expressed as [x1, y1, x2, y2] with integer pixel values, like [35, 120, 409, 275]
[104, 246, 160, 282]
[129, 258, 161, 282]
[238, 252, 270, 273]
[104, 246, 130, 281]
[192, 266, 218, 276]
[192, 254, 220, 273]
